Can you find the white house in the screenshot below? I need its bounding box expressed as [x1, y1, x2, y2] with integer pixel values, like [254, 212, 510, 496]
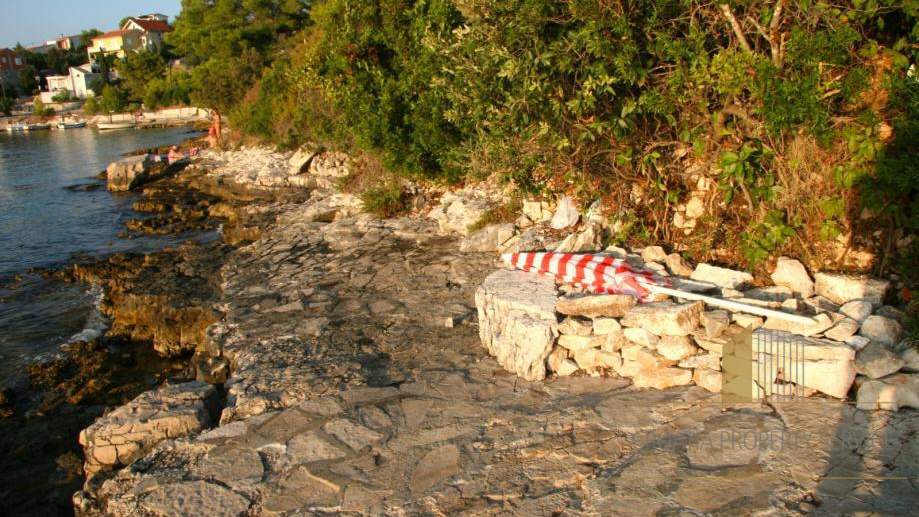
[39, 63, 101, 102]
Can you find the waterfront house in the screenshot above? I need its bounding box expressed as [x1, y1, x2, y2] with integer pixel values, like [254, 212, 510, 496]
[87, 29, 142, 62]
[39, 64, 101, 102]
[120, 16, 174, 51]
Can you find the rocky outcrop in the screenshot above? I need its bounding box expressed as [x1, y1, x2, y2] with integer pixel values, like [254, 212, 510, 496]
[79, 382, 219, 479]
[814, 272, 890, 306]
[106, 155, 154, 192]
[475, 270, 559, 381]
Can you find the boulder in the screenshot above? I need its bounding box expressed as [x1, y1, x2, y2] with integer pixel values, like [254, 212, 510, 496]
[522, 200, 553, 223]
[690, 263, 753, 289]
[824, 317, 861, 342]
[859, 315, 902, 346]
[573, 348, 621, 370]
[475, 270, 559, 381]
[839, 300, 873, 323]
[814, 273, 889, 306]
[856, 374, 919, 411]
[770, 257, 814, 298]
[429, 194, 498, 236]
[701, 310, 730, 339]
[656, 335, 698, 361]
[781, 358, 855, 399]
[901, 347, 919, 373]
[554, 222, 604, 252]
[79, 382, 219, 478]
[854, 342, 905, 379]
[632, 367, 693, 389]
[679, 353, 721, 370]
[620, 301, 703, 336]
[692, 368, 722, 393]
[592, 318, 622, 335]
[106, 155, 154, 192]
[460, 224, 516, 253]
[289, 146, 318, 174]
[846, 335, 871, 351]
[558, 335, 603, 352]
[623, 328, 660, 348]
[640, 246, 668, 263]
[550, 196, 580, 229]
[665, 253, 694, 276]
[556, 293, 637, 318]
[558, 317, 594, 336]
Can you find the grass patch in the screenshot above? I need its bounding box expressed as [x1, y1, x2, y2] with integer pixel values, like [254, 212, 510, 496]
[468, 199, 522, 233]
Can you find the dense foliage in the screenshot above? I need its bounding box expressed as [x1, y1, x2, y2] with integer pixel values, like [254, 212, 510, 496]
[171, 1, 917, 287]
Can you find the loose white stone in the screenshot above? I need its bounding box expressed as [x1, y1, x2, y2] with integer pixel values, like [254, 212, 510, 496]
[859, 315, 902, 346]
[656, 335, 698, 361]
[556, 293, 637, 318]
[573, 348, 622, 370]
[624, 328, 660, 348]
[846, 335, 871, 350]
[620, 301, 703, 336]
[459, 224, 516, 253]
[814, 272, 889, 306]
[839, 300, 873, 323]
[592, 318, 622, 335]
[558, 335, 603, 352]
[559, 317, 594, 336]
[856, 374, 919, 411]
[550, 196, 580, 229]
[640, 246, 668, 263]
[855, 342, 905, 379]
[690, 263, 753, 289]
[770, 257, 814, 298]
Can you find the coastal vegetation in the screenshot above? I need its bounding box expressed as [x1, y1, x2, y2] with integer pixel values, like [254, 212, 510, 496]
[107, 1, 919, 312]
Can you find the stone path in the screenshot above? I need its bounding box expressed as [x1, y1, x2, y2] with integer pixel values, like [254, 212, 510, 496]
[77, 189, 919, 516]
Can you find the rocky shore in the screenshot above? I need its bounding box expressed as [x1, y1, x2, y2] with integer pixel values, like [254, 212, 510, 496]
[5, 143, 919, 516]
[37, 145, 912, 516]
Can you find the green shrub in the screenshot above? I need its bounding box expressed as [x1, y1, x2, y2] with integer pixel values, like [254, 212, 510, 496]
[360, 182, 409, 218]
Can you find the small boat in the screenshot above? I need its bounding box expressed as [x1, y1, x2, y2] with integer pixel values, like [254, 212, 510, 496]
[97, 121, 136, 130]
[4, 123, 26, 132]
[24, 123, 51, 131]
[58, 121, 87, 129]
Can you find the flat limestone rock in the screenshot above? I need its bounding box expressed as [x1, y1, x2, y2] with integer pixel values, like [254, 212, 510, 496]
[690, 263, 753, 289]
[140, 480, 251, 517]
[856, 374, 919, 411]
[475, 270, 559, 381]
[631, 367, 693, 389]
[814, 272, 889, 306]
[460, 223, 516, 253]
[556, 293, 637, 318]
[79, 381, 219, 478]
[620, 301, 703, 336]
[855, 342, 905, 379]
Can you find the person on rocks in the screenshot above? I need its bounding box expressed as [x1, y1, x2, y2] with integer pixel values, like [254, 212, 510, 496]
[167, 145, 185, 164]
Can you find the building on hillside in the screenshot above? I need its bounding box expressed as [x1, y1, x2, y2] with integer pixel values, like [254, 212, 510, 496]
[87, 29, 142, 61]
[137, 13, 169, 22]
[40, 63, 102, 102]
[0, 48, 26, 94]
[28, 43, 57, 54]
[45, 34, 83, 51]
[120, 17, 174, 51]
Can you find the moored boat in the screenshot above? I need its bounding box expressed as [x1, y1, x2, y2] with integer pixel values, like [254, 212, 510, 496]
[57, 121, 87, 129]
[96, 121, 136, 130]
[4, 123, 27, 132]
[24, 123, 51, 130]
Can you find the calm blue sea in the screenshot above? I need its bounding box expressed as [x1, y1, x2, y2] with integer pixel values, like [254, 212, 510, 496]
[0, 126, 202, 385]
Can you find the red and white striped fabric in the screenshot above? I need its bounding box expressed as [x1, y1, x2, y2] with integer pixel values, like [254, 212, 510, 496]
[502, 252, 671, 302]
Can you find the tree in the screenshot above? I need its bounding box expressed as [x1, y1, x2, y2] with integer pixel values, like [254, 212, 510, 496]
[32, 97, 54, 117]
[169, 0, 309, 61]
[0, 95, 13, 116]
[79, 29, 103, 50]
[19, 65, 37, 94]
[118, 17, 132, 29]
[116, 50, 166, 102]
[99, 84, 129, 114]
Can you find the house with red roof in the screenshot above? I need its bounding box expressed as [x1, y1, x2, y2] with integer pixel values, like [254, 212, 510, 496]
[87, 29, 143, 62]
[121, 16, 174, 52]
